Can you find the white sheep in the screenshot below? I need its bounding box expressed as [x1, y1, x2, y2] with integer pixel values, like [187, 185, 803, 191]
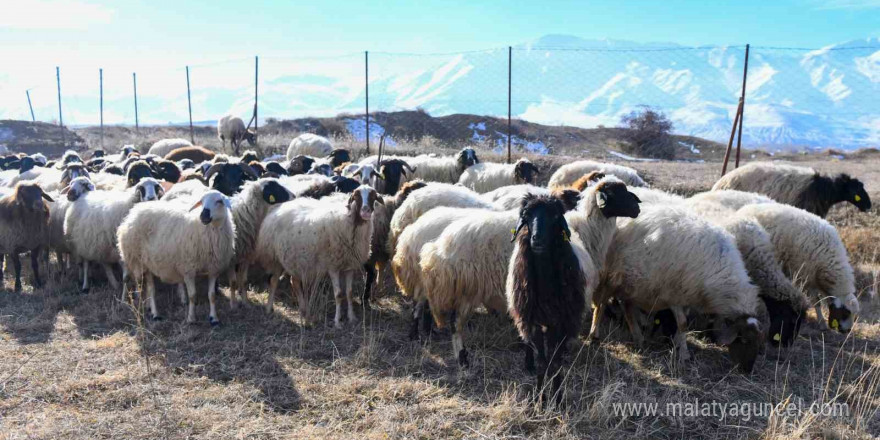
[547, 160, 647, 189]
[360, 147, 479, 183]
[217, 115, 256, 155]
[256, 186, 381, 328]
[595, 204, 764, 371]
[737, 203, 860, 333]
[456, 158, 540, 193]
[712, 162, 871, 217]
[628, 187, 685, 205]
[118, 190, 235, 325]
[147, 138, 193, 158]
[47, 176, 95, 271]
[689, 189, 774, 210]
[286, 133, 332, 159]
[64, 178, 164, 292]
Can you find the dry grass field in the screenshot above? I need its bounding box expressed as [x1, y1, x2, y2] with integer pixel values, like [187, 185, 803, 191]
[1, 134, 879, 439]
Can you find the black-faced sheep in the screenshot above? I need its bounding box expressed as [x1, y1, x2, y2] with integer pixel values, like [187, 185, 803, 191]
[328, 149, 351, 168]
[361, 147, 479, 184]
[712, 162, 871, 218]
[0, 183, 54, 290]
[374, 159, 416, 195]
[204, 162, 259, 196]
[287, 155, 316, 176]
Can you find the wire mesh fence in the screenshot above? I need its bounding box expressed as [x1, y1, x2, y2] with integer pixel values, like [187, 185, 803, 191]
[4, 42, 878, 156]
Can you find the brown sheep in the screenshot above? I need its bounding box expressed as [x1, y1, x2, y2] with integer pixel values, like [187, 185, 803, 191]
[570, 171, 606, 192]
[0, 183, 54, 290]
[164, 146, 217, 163]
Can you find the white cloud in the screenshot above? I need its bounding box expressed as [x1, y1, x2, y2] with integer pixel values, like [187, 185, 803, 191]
[0, 0, 114, 30]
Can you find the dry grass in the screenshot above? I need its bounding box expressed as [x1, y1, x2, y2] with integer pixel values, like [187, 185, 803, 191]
[2, 143, 880, 439]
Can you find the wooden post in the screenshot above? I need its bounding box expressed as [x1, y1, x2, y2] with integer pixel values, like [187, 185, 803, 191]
[99, 68, 104, 149]
[365, 51, 370, 154]
[507, 46, 512, 164]
[735, 44, 750, 168]
[186, 66, 194, 144]
[133, 73, 139, 133]
[721, 100, 742, 176]
[56, 67, 64, 147]
[26, 90, 35, 122]
[254, 56, 259, 143]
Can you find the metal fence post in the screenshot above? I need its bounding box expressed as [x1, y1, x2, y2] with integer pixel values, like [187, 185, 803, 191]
[56, 66, 64, 147]
[254, 55, 259, 143]
[365, 50, 370, 154]
[186, 66, 194, 144]
[26, 90, 35, 122]
[507, 46, 512, 164]
[735, 44, 750, 169]
[133, 72, 139, 133]
[99, 68, 104, 148]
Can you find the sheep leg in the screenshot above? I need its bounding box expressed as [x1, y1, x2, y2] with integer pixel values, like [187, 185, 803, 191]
[11, 253, 22, 292]
[30, 250, 42, 289]
[376, 260, 388, 295]
[207, 276, 220, 326]
[345, 271, 357, 323]
[522, 337, 536, 375]
[266, 274, 280, 313]
[532, 328, 548, 405]
[81, 260, 90, 293]
[184, 276, 197, 324]
[670, 306, 690, 363]
[103, 264, 119, 290]
[409, 298, 426, 340]
[120, 265, 129, 304]
[146, 274, 161, 321]
[177, 284, 186, 306]
[622, 302, 645, 347]
[588, 302, 605, 342]
[547, 331, 567, 408]
[814, 302, 828, 330]
[451, 309, 469, 368]
[329, 271, 345, 329]
[362, 263, 375, 310]
[228, 267, 238, 309]
[236, 264, 250, 305]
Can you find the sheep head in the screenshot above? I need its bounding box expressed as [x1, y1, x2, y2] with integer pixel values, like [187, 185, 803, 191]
[833, 174, 871, 212]
[287, 155, 315, 176]
[327, 149, 352, 168]
[456, 148, 479, 170]
[715, 315, 764, 374]
[61, 176, 95, 202]
[512, 194, 570, 256]
[12, 183, 54, 213]
[190, 190, 231, 225]
[205, 162, 258, 196]
[61, 163, 90, 187]
[259, 179, 292, 205]
[513, 159, 539, 185]
[348, 185, 382, 224]
[134, 178, 164, 202]
[593, 179, 641, 219]
[126, 161, 155, 187]
[827, 293, 859, 334]
[265, 161, 288, 176]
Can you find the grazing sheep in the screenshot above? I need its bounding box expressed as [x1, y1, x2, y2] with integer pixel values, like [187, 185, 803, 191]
[596, 204, 764, 371]
[264, 161, 288, 177]
[712, 162, 871, 217]
[506, 194, 594, 406]
[457, 158, 540, 193]
[257, 186, 381, 327]
[547, 160, 647, 189]
[361, 147, 479, 183]
[686, 200, 809, 347]
[361, 180, 429, 309]
[164, 146, 216, 163]
[226, 178, 293, 308]
[118, 190, 235, 324]
[689, 189, 774, 210]
[0, 183, 54, 290]
[161, 179, 208, 202]
[47, 177, 95, 273]
[217, 115, 256, 155]
[65, 178, 164, 292]
[148, 138, 193, 158]
[419, 179, 639, 367]
[286, 133, 332, 159]
[737, 203, 859, 333]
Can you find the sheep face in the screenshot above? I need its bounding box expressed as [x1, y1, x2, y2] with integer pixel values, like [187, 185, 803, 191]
[261, 180, 292, 205]
[514, 160, 540, 185]
[240, 150, 259, 165]
[349, 164, 380, 185]
[205, 162, 259, 196]
[62, 151, 83, 166]
[127, 161, 155, 187]
[177, 159, 195, 170]
[331, 176, 361, 194]
[135, 178, 164, 202]
[835, 174, 871, 212]
[265, 161, 288, 176]
[715, 315, 763, 373]
[192, 190, 231, 225]
[827, 293, 859, 333]
[62, 177, 95, 202]
[288, 155, 315, 175]
[18, 157, 36, 174]
[761, 296, 804, 347]
[348, 186, 382, 223]
[307, 162, 333, 177]
[513, 194, 570, 255]
[91, 150, 105, 159]
[595, 181, 641, 218]
[378, 159, 416, 195]
[61, 164, 90, 187]
[12, 183, 54, 212]
[457, 148, 479, 170]
[248, 161, 267, 176]
[328, 149, 352, 168]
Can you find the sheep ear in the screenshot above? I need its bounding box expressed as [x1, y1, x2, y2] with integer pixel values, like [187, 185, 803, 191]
[41, 191, 54, 202]
[561, 216, 571, 242]
[511, 218, 527, 243]
[596, 191, 607, 209]
[224, 197, 232, 209]
[60, 185, 71, 194]
[189, 201, 203, 211]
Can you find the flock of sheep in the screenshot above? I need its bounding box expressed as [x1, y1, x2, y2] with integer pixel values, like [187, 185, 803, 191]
[0, 116, 873, 405]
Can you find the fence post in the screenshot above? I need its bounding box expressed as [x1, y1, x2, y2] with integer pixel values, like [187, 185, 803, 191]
[26, 90, 35, 122]
[735, 44, 749, 168]
[507, 46, 512, 164]
[99, 68, 104, 149]
[365, 50, 370, 154]
[56, 66, 64, 147]
[133, 72, 139, 134]
[254, 55, 259, 143]
[186, 66, 194, 144]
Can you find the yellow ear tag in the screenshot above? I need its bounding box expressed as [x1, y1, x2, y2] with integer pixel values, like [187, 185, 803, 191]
[654, 319, 660, 325]
[269, 194, 276, 203]
[855, 195, 861, 202]
[562, 230, 570, 242]
[773, 333, 781, 342]
[830, 319, 839, 330]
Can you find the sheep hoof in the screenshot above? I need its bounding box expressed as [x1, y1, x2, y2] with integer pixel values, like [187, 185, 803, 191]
[209, 317, 221, 327]
[80, 287, 90, 294]
[151, 315, 164, 322]
[14, 283, 22, 292]
[457, 349, 470, 368]
[334, 322, 344, 330]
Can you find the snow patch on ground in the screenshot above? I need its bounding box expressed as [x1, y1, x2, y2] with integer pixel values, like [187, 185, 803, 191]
[606, 149, 660, 162]
[469, 122, 487, 142]
[678, 141, 701, 154]
[262, 154, 286, 162]
[491, 132, 549, 155]
[345, 118, 397, 146]
[0, 128, 12, 142]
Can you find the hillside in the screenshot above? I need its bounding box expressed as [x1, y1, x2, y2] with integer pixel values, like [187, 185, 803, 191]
[0, 120, 87, 156]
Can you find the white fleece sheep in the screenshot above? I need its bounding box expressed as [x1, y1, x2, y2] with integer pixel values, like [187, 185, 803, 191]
[286, 133, 332, 159]
[64, 178, 164, 292]
[47, 176, 95, 270]
[736, 203, 859, 332]
[118, 190, 235, 325]
[387, 183, 497, 260]
[456, 158, 539, 193]
[689, 190, 774, 210]
[629, 187, 684, 205]
[217, 115, 255, 154]
[483, 185, 551, 210]
[360, 147, 479, 183]
[256, 186, 380, 327]
[547, 160, 647, 189]
[147, 138, 193, 158]
[596, 204, 763, 367]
